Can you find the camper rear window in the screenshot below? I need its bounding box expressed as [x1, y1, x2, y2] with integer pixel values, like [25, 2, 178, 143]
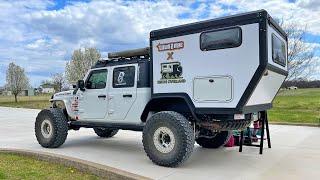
[200, 27, 242, 51]
[272, 34, 286, 66]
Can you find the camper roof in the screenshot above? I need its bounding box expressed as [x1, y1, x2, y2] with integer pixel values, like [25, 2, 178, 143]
[150, 9, 286, 41]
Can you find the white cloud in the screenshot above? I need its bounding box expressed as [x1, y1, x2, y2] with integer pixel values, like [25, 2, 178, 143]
[210, 0, 320, 36]
[0, 0, 319, 86]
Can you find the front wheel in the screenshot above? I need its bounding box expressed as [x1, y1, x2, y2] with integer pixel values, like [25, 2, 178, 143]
[142, 111, 194, 167]
[35, 108, 68, 148]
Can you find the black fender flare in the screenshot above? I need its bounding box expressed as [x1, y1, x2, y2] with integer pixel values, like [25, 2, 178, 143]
[140, 93, 199, 122]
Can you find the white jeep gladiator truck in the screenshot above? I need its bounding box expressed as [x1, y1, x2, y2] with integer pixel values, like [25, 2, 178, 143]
[35, 10, 288, 167]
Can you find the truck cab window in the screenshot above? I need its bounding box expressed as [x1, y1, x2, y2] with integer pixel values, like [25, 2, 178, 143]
[272, 34, 286, 66]
[200, 27, 242, 51]
[86, 69, 108, 89]
[113, 66, 135, 88]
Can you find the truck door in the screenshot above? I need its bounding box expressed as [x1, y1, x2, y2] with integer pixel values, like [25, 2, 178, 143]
[80, 68, 109, 120]
[108, 64, 137, 120]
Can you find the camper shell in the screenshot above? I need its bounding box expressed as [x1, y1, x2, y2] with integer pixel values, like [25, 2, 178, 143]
[150, 9, 287, 116]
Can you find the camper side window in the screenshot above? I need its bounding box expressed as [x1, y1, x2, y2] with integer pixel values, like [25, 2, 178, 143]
[272, 34, 286, 66]
[200, 27, 242, 51]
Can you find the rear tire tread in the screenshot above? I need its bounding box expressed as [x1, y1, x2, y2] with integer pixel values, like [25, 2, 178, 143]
[142, 111, 194, 167]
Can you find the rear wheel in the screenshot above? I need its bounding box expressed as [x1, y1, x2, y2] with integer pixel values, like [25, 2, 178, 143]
[196, 131, 232, 149]
[142, 111, 194, 167]
[93, 128, 119, 138]
[35, 108, 68, 148]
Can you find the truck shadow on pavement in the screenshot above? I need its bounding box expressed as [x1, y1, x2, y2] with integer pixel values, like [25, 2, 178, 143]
[58, 132, 271, 170]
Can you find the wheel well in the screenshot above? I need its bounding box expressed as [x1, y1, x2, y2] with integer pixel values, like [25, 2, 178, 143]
[141, 97, 195, 122]
[51, 100, 68, 119]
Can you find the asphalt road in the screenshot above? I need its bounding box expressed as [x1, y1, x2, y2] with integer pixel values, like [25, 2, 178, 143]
[1, 107, 319, 180]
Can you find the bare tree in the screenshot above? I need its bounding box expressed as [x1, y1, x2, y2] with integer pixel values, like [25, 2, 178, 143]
[65, 48, 101, 84]
[281, 22, 316, 80]
[52, 73, 65, 92]
[6, 62, 29, 102]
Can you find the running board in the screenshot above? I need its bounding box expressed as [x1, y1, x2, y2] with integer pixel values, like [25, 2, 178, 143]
[70, 121, 145, 131]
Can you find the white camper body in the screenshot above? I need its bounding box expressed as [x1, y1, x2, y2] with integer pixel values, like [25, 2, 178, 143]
[151, 10, 287, 114]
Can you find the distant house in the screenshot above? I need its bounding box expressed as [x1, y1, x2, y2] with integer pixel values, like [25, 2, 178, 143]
[19, 88, 35, 96]
[0, 88, 34, 96]
[40, 84, 55, 94]
[288, 86, 298, 90]
[2, 90, 12, 96]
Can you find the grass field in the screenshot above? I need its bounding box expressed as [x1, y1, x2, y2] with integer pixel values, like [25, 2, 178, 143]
[0, 88, 319, 125]
[268, 88, 320, 125]
[0, 153, 99, 179]
[0, 95, 51, 109]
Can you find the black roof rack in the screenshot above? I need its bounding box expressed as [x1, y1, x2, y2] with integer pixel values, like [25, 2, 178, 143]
[92, 55, 150, 69]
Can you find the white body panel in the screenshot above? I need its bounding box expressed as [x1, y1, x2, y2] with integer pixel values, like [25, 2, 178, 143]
[246, 24, 287, 106]
[77, 67, 110, 120]
[108, 64, 138, 120]
[246, 71, 285, 106]
[193, 76, 233, 102]
[152, 23, 260, 108]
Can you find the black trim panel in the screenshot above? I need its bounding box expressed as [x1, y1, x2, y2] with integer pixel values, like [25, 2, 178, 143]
[267, 64, 288, 76]
[268, 16, 287, 40]
[150, 93, 199, 120]
[70, 121, 144, 131]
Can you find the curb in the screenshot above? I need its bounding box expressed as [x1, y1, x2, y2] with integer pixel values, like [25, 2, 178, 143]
[269, 122, 320, 127]
[0, 148, 150, 180]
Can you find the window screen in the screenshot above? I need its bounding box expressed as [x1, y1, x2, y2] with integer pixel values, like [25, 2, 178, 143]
[85, 69, 108, 89]
[113, 66, 135, 88]
[200, 27, 242, 51]
[272, 34, 286, 66]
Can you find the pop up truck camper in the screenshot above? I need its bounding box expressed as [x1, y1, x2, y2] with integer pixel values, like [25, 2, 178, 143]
[35, 10, 288, 167]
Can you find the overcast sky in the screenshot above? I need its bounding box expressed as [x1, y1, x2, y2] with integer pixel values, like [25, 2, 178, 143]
[0, 0, 319, 87]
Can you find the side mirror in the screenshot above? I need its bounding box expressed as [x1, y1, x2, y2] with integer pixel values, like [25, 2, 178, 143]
[77, 80, 85, 91]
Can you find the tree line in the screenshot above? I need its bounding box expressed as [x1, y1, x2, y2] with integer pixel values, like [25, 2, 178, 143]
[4, 48, 101, 102]
[282, 80, 320, 89]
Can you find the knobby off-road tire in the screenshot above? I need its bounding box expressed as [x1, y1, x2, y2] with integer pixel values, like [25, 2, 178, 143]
[142, 111, 195, 167]
[196, 131, 232, 149]
[93, 128, 119, 138]
[35, 108, 68, 148]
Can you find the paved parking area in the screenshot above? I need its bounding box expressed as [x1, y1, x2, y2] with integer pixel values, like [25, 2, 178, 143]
[0, 107, 319, 179]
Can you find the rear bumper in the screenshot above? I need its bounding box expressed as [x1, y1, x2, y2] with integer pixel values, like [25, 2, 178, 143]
[199, 119, 252, 131]
[197, 113, 254, 131]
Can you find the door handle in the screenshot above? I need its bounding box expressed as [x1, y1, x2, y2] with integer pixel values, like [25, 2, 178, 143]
[98, 95, 107, 98]
[123, 94, 132, 98]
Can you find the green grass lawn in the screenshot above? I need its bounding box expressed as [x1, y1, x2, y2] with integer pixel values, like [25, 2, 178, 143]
[0, 153, 99, 180]
[0, 95, 51, 109]
[269, 88, 320, 125]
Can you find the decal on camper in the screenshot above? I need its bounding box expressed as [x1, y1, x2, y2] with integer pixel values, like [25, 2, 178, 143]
[157, 61, 186, 84]
[156, 41, 184, 52]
